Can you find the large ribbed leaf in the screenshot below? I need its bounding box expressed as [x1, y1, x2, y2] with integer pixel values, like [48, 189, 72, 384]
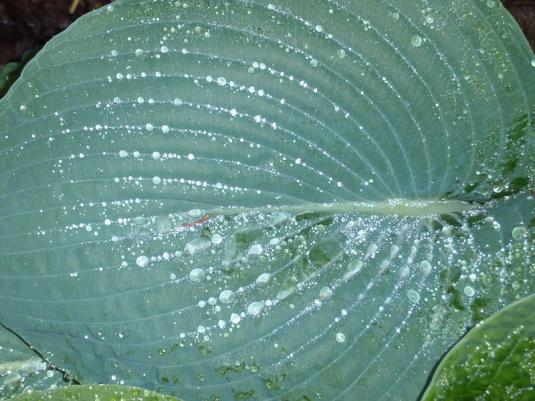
[7, 384, 180, 401]
[0, 1, 534, 400]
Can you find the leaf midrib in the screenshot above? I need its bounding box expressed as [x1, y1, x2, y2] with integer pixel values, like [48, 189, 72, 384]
[208, 199, 475, 218]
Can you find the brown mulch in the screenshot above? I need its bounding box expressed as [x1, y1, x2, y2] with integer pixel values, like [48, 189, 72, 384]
[0, 0, 533, 67]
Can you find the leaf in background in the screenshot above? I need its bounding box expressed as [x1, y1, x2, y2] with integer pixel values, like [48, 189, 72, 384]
[0, 325, 64, 400]
[6, 384, 181, 401]
[421, 293, 535, 401]
[0, 1, 534, 401]
[0, 49, 39, 100]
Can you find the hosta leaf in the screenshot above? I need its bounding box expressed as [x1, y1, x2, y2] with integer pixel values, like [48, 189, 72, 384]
[7, 384, 181, 401]
[421, 293, 535, 401]
[0, 1, 534, 401]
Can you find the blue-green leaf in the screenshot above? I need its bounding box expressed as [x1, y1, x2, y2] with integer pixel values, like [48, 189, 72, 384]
[7, 384, 181, 401]
[0, 1, 533, 401]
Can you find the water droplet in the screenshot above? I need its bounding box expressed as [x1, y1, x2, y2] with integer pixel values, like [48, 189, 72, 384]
[343, 259, 363, 280]
[211, 233, 223, 244]
[230, 313, 241, 324]
[464, 286, 475, 297]
[309, 58, 318, 67]
[145, 123, 154, 131]
[136, 255, 149, 267]
[336, 49, 346, 59]
[119, 150, 128, 158]
[219, 290, 236, 304]
[187, 153, 195, 160]
[216, 76, 227, 86]
[155, 216, 172, 233]
[419, 260, 432, 276]
[173, 98, 183, 105]
[276, 285, 296, 301]
[512, 226, 527, 241]
[319, 286, 333, 300]
[184, 237, 211, 255]
[161, 125, 170, 134]
[248, 243, 263, 256]
[247, 301, 264, 317]
[255, 272, 272, 287]
[531, 59, 535, 67]
[335, 332, 346, 343]
[152, 176, 162, 185]
[315, 24, 323, 32]
[411, 35, 423, 47]
[135, 48, 143, 57]
[160, 45, 169, 53]
[189, 268, 206, 282]
[407, 289, 420, 303]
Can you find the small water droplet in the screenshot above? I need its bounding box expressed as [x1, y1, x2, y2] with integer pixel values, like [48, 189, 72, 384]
[230, 313, 241, 324]
[335, 332, 346, 343]
[464, 286, 475, 297]
[211, 233, 223, 244]
[407, 289, 420, 303]
[419, 260, 432, 276]
[411, 35, 423, 47]
[511, 226, 527, 241]
[248, 243, 263, 256]
[319, 286, 333, 300]
[336, 49, 346, 59]
[136, 255, 149, 267]
[343, 259, 363, 280]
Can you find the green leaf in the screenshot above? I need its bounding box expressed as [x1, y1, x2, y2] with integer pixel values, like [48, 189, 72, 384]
[421, 293, 535, 401]
[7, 384, 181, 401]
[0, 49, 39, 100]
[0, 1, 534, 401]
[0, 324, 64, 400]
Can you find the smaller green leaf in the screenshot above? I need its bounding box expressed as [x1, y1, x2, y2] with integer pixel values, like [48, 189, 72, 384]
[1, 324, 65, 400]
[7, 384, 183, 401]
[421, 293, 535, 401]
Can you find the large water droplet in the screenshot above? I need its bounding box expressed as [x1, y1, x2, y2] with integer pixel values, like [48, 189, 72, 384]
[184, 237, 211, 255]
[189, 268, 206, 283]
[219, 290, 236, 304]
[411, 35, 422, 47]
[247, 301, 264, 317]
[255, 272, 272, 287]
[136, 255, 149, 268]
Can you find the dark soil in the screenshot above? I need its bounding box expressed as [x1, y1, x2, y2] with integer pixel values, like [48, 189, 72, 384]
[0, 0, 533, 67]
[0, 0, 111, 65]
